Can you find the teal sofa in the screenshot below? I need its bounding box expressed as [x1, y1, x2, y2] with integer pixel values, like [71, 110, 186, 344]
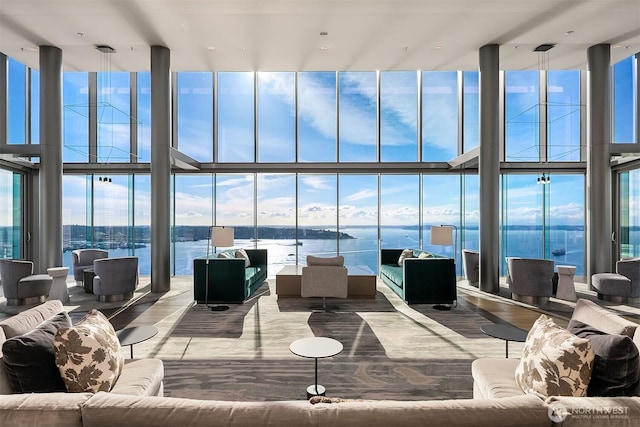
[380, 249, 456, 305]
[193, 249, 267, 304]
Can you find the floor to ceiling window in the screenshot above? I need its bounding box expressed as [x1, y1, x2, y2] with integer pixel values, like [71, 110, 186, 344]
[0, 169, 22, 259]
[338, 72, 377, 162]
[619, 169, 640, 258]
[258, 72, 296, 162]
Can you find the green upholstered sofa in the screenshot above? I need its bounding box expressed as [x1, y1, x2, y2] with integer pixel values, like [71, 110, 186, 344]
[380, 248, 457, 305]
[193, 249, 267, 304]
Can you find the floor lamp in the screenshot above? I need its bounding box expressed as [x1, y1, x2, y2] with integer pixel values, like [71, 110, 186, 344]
[430, 224, 458, 311]
[205, 226, 234, 312]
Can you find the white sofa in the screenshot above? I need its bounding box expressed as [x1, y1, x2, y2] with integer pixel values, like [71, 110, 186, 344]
[472, 298, 640, 426]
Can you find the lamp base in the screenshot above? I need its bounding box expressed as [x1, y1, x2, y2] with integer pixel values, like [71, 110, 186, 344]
[209, 305, 229, 311]
[433, 304, 452, 311]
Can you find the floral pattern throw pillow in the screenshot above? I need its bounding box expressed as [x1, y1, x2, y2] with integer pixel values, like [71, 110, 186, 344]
[514, 314, 594, 397]
[53, 309, 124, 393]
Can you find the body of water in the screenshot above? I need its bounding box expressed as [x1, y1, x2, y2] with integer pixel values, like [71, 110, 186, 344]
[60, 226, 603, 278]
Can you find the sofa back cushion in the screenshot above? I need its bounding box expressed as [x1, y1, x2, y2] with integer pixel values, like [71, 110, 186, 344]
[571, 298, 637, 338]
[0, 300, 64, 339]
[2, 312, 71, 393]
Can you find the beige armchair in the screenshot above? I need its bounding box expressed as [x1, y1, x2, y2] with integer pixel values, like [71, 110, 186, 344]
[301, 255, 348, 311]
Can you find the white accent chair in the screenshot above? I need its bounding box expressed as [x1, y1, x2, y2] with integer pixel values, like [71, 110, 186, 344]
[301, 255, 348, 312]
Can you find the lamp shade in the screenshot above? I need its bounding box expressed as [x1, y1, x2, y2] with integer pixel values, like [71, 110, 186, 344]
[211, 226, 234, 247]
[430, 226, 453, 246]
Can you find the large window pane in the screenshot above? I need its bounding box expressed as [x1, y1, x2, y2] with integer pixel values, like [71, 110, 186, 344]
[298, 72, 337, 162]
[339, 72, 377, 162]
[137, 72, 151, 162]
[548, 70, 581, 161]
[339, 175, 378, 273]
[462, 174, 479, 253]
[501, 174, 544, 274]
[93, 175, 132, 253]
[380, 71, 418, 162]
[216, 174, 255, 251]
[463, 71, 479, 152]
[63, 73, 89, 162]
[620, 169, 640, 258]
[0, 170, 21, 259]
[31, 69, 40, 144]
[549, 174, 585, 275]
[97, 72, 131, 162]
[133, 175, 151, 275]
[298, 174, 337, 261]
[613, 56, 637, 143]
[422, 175, 460, 269]
[422, 71, 458, 161]
[62, 175, 90, 273]
[176, 72, 213, 162]
[257, 174, 297, 269]
[218, 72, 255, 162]
[174, 174, 213, 275]
[380, 175, 419, 249]
[258, 72, 295, 162]
[7, 58, 26, 145]
[505, 71, 540, 161]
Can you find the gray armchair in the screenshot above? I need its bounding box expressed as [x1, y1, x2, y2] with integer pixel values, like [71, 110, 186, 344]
[0, 259, 52, 306]
[506, 257, 555, 304]
[301, 255, 348, 311]
[591, 257, 640, 303]
[462, 249, 479, 287]
[92, 256, 139, 302]
[72, 249, 108, 284]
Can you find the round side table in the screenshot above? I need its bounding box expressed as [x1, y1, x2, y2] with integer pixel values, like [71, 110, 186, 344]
[290, 337, 343, 399]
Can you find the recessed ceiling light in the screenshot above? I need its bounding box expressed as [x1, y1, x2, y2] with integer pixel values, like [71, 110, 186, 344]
[29, 47, 38, 52]
[207, 46, 215, 51]
[434, 45, 443, 50]
[613, 44, 621, 48]
[320, 45, 329, 51]
[77, 32, 86, 38]
[239, 47, 246, 51]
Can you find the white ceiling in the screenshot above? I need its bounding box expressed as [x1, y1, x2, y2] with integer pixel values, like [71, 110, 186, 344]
[1, 0, 639, 72]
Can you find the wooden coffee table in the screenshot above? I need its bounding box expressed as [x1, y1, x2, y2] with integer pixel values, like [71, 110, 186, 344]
[290, 337, 343, 399]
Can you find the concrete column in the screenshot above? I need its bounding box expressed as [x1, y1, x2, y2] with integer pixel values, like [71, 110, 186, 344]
[478, 44, 500, 294]
[38, 46, 63, 273]
[150, 46, 171, 292]
[586, 44, 612, 281]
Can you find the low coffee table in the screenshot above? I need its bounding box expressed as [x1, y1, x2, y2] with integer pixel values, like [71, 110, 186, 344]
[117, 325, 159, 359]
[480, 323, 528, 358]
[290, 337, 343, 399]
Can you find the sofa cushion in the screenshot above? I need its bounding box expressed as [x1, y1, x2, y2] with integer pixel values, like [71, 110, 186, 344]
[217, 251, 233, 259]
[2, 311, 71, 393]
[571, 298, 637, 338]
[307, 255, 344, 266]
[472, 358, 523, 399]
[567, 319, 640, 397]
[0, 300, 64, 339]
[54, 310, 124, 393]
[380, 265, 404, 288]
[418, 252, 433, 259]
[235, 249, 251, 267]
[515, 315, 594, 397]
[109, 358, 164, 397]
[397, 249, 414, 266]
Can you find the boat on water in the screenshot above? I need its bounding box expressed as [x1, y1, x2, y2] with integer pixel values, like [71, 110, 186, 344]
[552, 248, 566, 256]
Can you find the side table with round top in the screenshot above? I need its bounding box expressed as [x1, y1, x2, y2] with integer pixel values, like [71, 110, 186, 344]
[116, 325, 159, 359]
[47, 266, 70, 303]
[290, 337, 343, 399]
[480, 323, 528, 358]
